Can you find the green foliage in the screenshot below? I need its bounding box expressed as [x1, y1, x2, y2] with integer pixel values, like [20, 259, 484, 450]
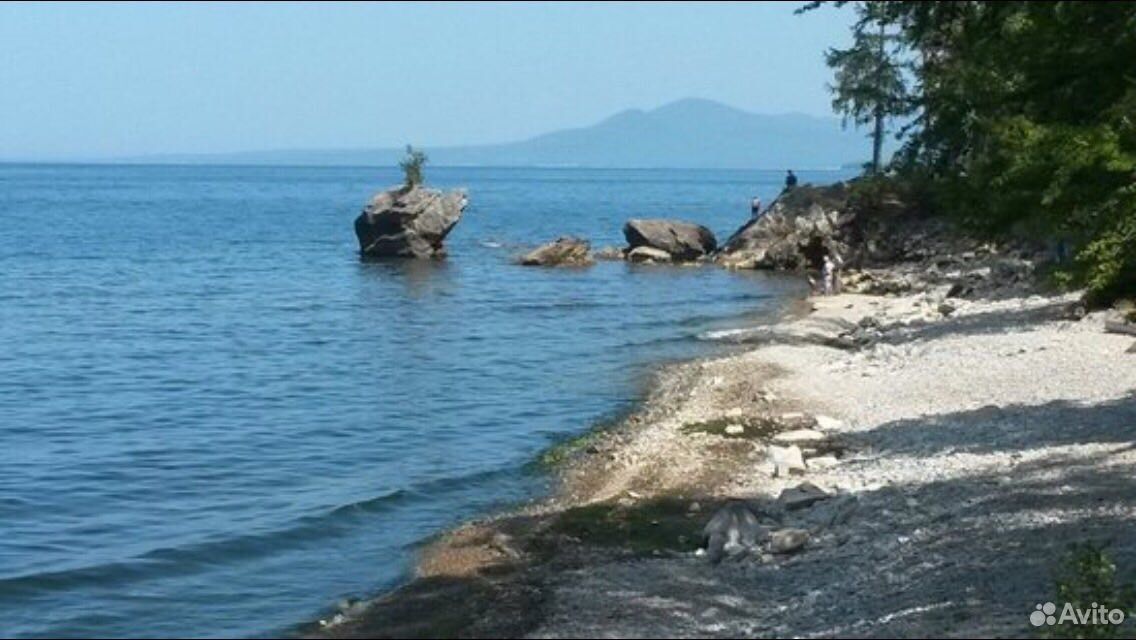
[536, 429, 605, 468]
[399, 144, 427, 188]
[679, 416, 780, 440]
[1046, 542, 1136, 639]
[534, 499, 701, 556]
[805, 1, 1136, 302]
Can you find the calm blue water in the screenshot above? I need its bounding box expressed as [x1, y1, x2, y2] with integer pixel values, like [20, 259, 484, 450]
[0, 164, 849, 638]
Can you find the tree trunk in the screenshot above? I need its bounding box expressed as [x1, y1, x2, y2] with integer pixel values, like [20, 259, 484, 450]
[872, 109, 884, 174]
[871, 20, 886, 174]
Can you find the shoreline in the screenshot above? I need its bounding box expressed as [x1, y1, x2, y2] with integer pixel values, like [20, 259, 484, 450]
[307, 264, 1136, 638]
[300, 288, 812, 638]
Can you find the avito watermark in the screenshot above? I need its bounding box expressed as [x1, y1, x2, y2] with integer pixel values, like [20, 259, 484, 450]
[1031, 601, 1126, 628]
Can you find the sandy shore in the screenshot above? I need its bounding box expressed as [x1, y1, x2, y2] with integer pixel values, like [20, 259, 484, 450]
[310, 275, 1136, 638]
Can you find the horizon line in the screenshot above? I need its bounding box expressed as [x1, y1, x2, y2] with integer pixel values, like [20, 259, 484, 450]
[0, 160, 863, 172]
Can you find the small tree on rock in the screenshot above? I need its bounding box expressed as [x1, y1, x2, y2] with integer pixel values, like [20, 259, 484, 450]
[400, 145, 427, 188]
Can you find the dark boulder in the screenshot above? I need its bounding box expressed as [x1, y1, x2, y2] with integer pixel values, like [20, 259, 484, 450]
[354, 185, 467, 259]
[623, 219, 717, 261]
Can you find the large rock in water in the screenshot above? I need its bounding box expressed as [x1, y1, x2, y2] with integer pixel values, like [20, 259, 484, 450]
[519, 236, 594, 267]
[354, 185, 467, 259]
[717, 183, 853, 271]
[623, 219, 717, 261]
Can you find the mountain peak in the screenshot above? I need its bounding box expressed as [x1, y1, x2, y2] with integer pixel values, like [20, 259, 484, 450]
[650, 97, 747, 115]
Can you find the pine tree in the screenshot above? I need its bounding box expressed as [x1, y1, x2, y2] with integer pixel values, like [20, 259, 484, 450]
[822, 1, 911, 174]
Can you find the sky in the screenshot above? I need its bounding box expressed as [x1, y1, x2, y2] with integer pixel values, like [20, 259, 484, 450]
[0, 1, 855, 159]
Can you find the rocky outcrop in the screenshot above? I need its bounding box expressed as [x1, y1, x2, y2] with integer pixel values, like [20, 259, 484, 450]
[519, 237, 594, 267]
[717, 180, 1049, 300]
[717, 183, 853, 271]
[623, 219, 717, 261]
[354, 185, 467, 259]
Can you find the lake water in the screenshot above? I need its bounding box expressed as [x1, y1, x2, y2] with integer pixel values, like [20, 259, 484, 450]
[0, 164, 850, 638]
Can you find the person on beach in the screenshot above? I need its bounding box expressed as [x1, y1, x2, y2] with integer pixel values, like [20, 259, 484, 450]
[821, 251, 843, 295]
[785, 170, 798, 190]
[750, 196, 762, 218]
[822, 255, 835, 295]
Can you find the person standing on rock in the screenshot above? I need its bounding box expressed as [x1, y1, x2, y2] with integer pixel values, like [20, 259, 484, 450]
[750, 196, 762, 219]
[785, 170, 798, 190]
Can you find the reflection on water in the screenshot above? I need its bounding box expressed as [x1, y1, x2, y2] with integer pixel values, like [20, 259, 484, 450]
[358, 256, 457, 299]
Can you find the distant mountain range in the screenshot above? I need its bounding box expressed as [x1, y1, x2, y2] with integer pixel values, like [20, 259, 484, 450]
[125, 98, 874, 169]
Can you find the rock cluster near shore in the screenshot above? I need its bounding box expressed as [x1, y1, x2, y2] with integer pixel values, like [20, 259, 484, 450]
[512, 218, 720, 266]
[353, 185, 467, 259]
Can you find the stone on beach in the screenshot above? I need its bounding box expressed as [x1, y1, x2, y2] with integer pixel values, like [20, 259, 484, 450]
[519, 236, 594, 267]
[777, 481, 832, 511]
[768, 444, 806, 477]
[354, 185, 467, 259]
[806, 455, 840, 470]
[623, 218, 717, 261]
[769, 528, 809, 554]
[814, 415, 844, 430]
[771, 429, 827, 445]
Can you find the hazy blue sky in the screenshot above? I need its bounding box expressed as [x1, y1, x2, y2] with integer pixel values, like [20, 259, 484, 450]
[0, 2, 854, 159]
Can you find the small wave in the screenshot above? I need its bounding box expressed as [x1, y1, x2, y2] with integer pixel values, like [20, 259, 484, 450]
[697, 327, 766, 341]
[0, 466, 524, 600]
[506, 299, 610, 312]
[0, 490, 400, 598]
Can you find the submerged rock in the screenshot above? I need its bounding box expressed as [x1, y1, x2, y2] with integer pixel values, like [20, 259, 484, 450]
[354, 185, 467, 259]
[519, 236, 594, 267]
[627, 246, 673, 264]
[594, 245, 626, 261]
[623, 218, 717, 261]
